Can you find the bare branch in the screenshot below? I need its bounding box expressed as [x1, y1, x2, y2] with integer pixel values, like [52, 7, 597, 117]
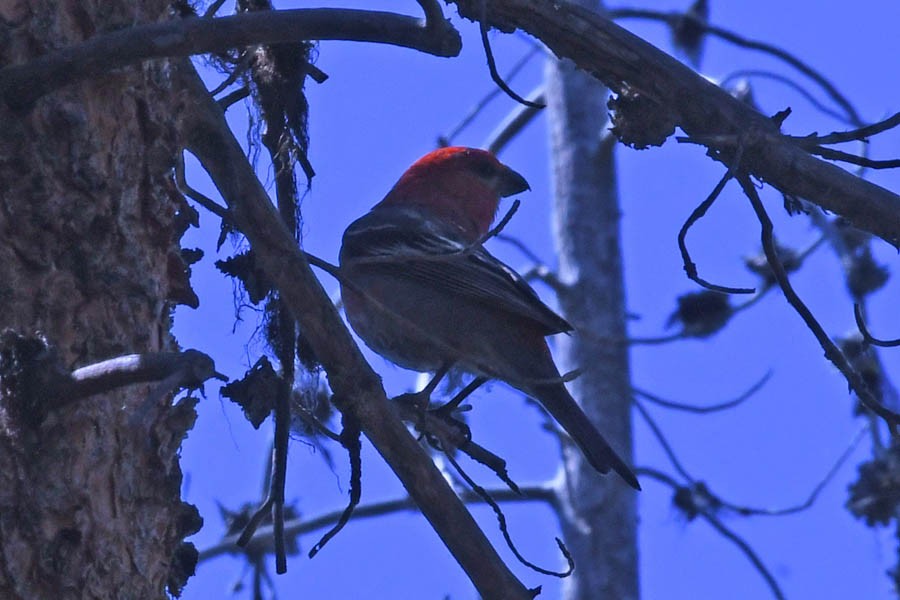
[0, 8, 461, 110]
[633, 370, 771, 414]
[199, 484, 558, 562]
[46, 349, 224, 407]
[738, 175, 900, 431]
[855, 304, 900, 348]
[719, 70, 854, 125]
[728, 425, 867, 517]
[176, 153, 230, 219]
[808, 146, 900, 170]
[217, 86, 251, 110]
[633, 399, 695, 483]
[442, 448, 573, 578]
[308, 415, 362, 558]
[609, 8, 862, 126]
[478, 1, 545, 109]
[484, 86, 546, 154]
[678, 168, 755, 295]
[203, 0, 229, 19]
[442, 45, 543, 146]
[792, 111, 900, 145]
[449, 0, 900, 245]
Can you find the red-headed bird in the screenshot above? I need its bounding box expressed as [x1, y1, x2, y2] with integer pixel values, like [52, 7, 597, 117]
[339, 147, 639, 490]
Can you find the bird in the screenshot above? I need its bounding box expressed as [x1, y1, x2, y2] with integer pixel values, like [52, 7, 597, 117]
[338, 146, 639, 490]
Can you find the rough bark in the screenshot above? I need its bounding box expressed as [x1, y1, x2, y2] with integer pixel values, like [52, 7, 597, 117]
[0, 1, 196, 598]
[545, 3, 639, 598]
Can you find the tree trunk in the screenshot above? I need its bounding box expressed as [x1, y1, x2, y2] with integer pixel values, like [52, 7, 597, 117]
[0, 2, 196, 598]
[545, 3, 639, 598]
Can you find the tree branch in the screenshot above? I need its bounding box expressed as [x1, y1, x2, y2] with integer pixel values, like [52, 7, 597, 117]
[199, 484, 558, 562]
[0, 8, 461, 110]
[449, 0, 900, 246]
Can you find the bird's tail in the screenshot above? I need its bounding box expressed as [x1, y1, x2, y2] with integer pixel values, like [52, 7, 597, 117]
[532, 381, 641, 490]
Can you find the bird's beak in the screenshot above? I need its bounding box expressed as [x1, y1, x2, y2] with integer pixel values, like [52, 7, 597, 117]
[496, 165, 530, 197]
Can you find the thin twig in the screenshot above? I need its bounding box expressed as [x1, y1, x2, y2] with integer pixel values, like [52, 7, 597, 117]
[46, 349, 224, 405]
[416, 0, 447, 28]
[633, 370, 771, 414]
[792, 111, 900, 145]
[478, 1, 545, 109]
[609, 8, 862, 126]
[633, 399, 694, 482]
[677, 167, 755, 295]
[442, 46, 542, 145]
[175, 153, 231, 219]
[738, 175, 900, 432]
[292, 403, 342, 442]
[808, 146, 900, 170]
[209, 51, 254, 96]
[725, 424, 867, 517]
[271, 382, 290, 573]
[442, 447, 573, 577]
[484, 86, 546, 154]
[217, 86, 251, 111]
[719, 70, 854, 125]
[203, 0, 229, 19]
[854, 304, 900, 348]
[495, 233, 545, 265]
[309, 415, 363, 558]
[199, 484, 558, 561]
[629, 332, 685, 346]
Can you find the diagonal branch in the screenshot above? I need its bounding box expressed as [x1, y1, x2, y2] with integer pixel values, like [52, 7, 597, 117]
[449, 0, 900, 245]
[174, 60, 531, 600]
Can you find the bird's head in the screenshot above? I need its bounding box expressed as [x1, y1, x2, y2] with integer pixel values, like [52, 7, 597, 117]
[378, 147, 530, 240]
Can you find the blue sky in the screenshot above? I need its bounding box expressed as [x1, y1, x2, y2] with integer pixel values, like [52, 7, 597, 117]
[176, 1, 900, 598]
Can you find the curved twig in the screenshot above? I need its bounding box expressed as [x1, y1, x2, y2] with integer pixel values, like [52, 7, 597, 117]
[738, 175, 900, 432]
[724, 424, 867, 517]
[633, 370, 771, 414]
[629, 332, 685, 346]
[719, 69, 852, 125]
[478, 1, 545, 109]
[678, 168, 755, 295]
[309, 415, 363, 558]
[854, 304, 900, 348]
[442, 448, 573, 578]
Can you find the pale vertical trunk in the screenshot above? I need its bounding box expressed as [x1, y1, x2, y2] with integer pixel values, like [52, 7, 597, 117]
[545, 3, 639, 598]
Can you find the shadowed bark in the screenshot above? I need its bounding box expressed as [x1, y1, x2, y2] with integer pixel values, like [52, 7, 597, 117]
[0, 1, 198, 597]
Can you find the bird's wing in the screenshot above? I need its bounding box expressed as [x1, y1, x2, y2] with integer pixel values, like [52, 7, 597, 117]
[341, 207, 573, 336]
